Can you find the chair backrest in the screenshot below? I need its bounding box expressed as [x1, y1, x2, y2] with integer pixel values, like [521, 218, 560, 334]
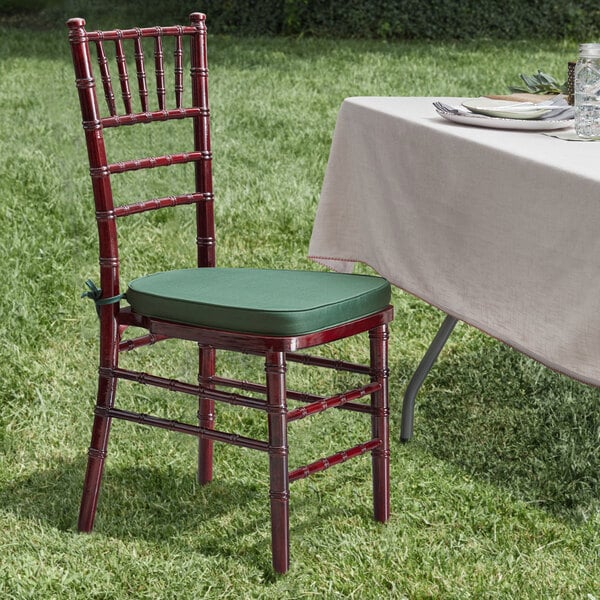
[67, 13, 215, 305]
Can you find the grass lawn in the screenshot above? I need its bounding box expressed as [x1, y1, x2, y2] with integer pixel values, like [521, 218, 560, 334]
[0, 11, 598, 599]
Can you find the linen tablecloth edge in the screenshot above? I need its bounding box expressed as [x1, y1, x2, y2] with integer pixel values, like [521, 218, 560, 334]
[411, 293, 600, 390]
[309, 252, 600, 389]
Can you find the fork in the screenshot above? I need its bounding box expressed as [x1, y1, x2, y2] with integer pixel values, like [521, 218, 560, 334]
[432, 101, 473, 115]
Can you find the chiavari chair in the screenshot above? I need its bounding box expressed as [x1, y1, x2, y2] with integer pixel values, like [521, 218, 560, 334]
[67, 13, 393, 573]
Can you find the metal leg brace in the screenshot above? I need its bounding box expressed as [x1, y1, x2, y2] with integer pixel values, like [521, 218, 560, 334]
[400, 314, 458, 442]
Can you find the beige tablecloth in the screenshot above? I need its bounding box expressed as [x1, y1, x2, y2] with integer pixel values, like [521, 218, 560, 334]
[309, 97, 600, 386]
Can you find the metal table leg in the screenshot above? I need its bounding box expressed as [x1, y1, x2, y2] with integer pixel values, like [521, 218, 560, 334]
[400, 314, 458, 443]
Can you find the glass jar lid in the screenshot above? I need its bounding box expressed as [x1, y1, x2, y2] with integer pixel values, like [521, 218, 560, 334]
[579, 43, 600, 57]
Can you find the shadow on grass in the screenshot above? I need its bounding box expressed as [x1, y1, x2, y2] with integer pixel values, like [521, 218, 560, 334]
[0, 456, 271, 573]
[0, 455, 371, 577]
[396, 337, 600, 523]
[0, 458, 236, 531]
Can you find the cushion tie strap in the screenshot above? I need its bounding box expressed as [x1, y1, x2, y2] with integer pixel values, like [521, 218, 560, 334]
[81, 279, 124, 316]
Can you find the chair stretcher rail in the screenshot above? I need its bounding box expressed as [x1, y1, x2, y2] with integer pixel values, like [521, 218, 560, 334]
[289, 439, 381, 482]
[118, 333, 169, 352]
[286, 381, 380, 422]
[106, 367, 268, 411]
[285, 351, 371, 375]
[211, 375, 374, 415]
[95, 406, 269, 452]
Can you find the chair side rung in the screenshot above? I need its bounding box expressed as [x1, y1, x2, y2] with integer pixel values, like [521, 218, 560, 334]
[118, 333, 169, 352]
[95, 406, 269, 452]
[108, 367, 267, 411]
[212, 376, 374, 415]
[286, 382, 380, 423]
[108, 151, 207, 174]
[289, 439, 381, 482]
[114, 192, 211, 217]
[286, 352, 371, 375]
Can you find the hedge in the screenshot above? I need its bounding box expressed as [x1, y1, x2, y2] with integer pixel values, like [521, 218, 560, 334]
[3, 0, 600, 40]
[201, 0, 600, 40]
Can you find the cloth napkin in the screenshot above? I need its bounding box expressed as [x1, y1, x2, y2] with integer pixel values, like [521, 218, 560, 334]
[543, 129, 600, 141]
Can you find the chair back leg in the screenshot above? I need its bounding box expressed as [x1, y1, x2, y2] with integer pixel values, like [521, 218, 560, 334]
[78, 372, 117, 531]
[370, 324, 391, 522]
[265, 351, 290, 574]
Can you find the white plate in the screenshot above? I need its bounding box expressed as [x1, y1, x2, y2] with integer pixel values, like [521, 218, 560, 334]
[435, 109, 574, 131]
[461, 98, 551, 120]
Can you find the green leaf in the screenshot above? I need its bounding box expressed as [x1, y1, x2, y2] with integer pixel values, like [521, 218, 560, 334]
[509, 70, 568, 95]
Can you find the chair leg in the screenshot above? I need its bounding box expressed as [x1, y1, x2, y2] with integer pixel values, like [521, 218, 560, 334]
[78, 372, 116, 532]
[197, 345, 216, 484]
[265, 350, 290, 574]
[369, 324, 390, 523]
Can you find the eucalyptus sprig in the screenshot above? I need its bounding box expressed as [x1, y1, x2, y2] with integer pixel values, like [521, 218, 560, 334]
[509, 70, 568, 94]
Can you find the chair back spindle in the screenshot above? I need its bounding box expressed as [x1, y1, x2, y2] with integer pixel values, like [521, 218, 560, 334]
[174, 34, 184, 108]
[154, 34, 166, 111]
[114, 36, 133, 114]
[133, 36, 149, 112]
[95, 40, 117, 116]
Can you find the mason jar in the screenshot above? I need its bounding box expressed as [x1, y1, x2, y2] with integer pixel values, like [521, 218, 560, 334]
[575, 43, 600, 138]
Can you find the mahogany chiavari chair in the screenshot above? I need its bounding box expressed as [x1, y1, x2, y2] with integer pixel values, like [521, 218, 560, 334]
[67, 13, 393, 573]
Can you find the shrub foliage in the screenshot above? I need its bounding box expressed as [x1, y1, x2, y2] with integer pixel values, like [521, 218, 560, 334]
[4, 0, 599, 40]
[202, 0, 600, 40]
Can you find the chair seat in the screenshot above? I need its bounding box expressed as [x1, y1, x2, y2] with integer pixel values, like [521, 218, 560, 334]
[126, 268, 391, 336]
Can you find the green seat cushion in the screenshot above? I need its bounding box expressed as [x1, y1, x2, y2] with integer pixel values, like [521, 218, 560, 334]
[126, 268, 391, 336]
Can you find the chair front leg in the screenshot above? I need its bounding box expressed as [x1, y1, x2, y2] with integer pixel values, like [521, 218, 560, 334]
[265, 350, 290, 574]
[197, 345, 216, 484]
[369, 324, 390, 523]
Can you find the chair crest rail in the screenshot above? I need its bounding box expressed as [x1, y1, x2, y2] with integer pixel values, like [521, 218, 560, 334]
[86, 25, 197, 42]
